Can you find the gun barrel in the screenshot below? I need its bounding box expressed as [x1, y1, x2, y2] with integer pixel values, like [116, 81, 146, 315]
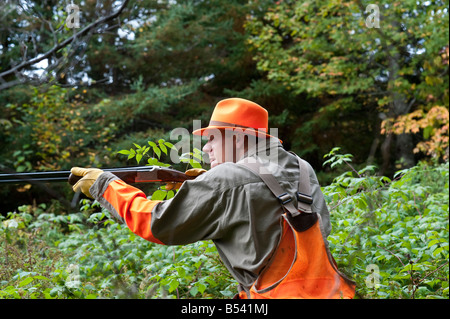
[0, 166, 194, 185]
[0, 170, 72, 184]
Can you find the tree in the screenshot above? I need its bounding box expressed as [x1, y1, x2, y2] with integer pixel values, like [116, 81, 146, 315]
[245, 0, 449, 174]
[0, 0, 263, 174]
[0, 0, 131, 91]
[76, 0, 262, 144]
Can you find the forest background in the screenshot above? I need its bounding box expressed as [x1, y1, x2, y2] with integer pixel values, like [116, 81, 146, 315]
[0, 0, 448, 300]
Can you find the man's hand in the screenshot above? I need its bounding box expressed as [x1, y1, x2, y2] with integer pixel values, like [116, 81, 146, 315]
[70, 167, 104, 198]
[185, 168, 207, 177]
[165, 168, 207, 190]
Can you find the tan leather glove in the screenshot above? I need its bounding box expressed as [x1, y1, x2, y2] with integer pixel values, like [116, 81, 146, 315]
[165, 168, 207, 191]
[185, 168, 207, 177]
[71, 167, 104, 198]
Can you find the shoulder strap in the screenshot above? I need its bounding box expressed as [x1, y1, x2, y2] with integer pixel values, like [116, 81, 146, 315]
[239, 160, 300, 217]
[238, 156, 313, 217]
[291, 153, 314, 214]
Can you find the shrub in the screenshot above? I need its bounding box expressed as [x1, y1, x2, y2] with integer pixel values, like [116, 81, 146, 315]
[1, 146, 448, 299]
[323, 148, 449, 299]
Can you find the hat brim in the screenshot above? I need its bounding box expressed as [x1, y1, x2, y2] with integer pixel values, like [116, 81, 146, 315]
[192, 125, 277, 139]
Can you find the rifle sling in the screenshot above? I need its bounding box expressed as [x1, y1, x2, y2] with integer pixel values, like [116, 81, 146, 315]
[238, 156, 313, 218]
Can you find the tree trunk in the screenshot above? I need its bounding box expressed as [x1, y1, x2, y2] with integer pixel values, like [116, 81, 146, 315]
[386, 52, 415, 171]
[395, 132, 415, 168]
[380, 132, 393, 176]
[391, 91, 415, 169]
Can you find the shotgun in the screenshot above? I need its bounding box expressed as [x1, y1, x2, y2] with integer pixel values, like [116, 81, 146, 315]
[0, 166, 195, 186]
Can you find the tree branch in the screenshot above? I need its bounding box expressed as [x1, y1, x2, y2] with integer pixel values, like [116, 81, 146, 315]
[0, 0, 131, 90]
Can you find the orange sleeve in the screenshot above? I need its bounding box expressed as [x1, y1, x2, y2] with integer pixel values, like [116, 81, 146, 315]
[102, 179, 165, 245]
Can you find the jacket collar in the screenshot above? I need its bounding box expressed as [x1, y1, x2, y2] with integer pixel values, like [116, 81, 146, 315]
[240, 137, 283, 162]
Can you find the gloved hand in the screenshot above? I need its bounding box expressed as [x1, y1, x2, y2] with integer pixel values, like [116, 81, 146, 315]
[185, 168, 207, 177]
[165, 168, 207, 191]
[70, 167, 104, 198]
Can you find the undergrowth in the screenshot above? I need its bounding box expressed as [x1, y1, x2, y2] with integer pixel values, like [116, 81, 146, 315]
[0, 147, 448, 299]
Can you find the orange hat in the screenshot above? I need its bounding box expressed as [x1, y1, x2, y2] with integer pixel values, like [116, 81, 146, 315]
[193, 98, 275, 138]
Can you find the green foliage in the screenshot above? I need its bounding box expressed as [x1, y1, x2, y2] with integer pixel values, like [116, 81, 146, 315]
[0, 0, 265, 208]
[116, 138, 207, 200]
[323, 147, 354, 169]
[117, 139, 175, 166]
[0, 204, 97, 299]
[1, 146, 447, 299]
[1, 85, 118, 171]
[0, 199, 236, 299]
[245, 0, 449, 170]
[323, 149, 449, 299]
[247, 0, 449, 106]
[1, 0, 449, 299]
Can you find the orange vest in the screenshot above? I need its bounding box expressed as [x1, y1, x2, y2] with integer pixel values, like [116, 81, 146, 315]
[239, 214, 355, 299]
[238, 155, 356, 299]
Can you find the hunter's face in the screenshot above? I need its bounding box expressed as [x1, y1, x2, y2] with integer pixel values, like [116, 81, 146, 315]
[203, 129, 244, 168]
[203, 131, 225, 168]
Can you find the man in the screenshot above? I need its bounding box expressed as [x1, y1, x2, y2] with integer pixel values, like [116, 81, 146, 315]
[71, 98, 354, 298]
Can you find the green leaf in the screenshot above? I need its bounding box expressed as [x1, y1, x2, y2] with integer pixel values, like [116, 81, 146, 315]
[153, 146, 161, 159]
[168, 279, 179, 292]
[151, 190, 167, 200]
[190, 160, 202, 169]
[197, 282, 207, 294]
[159, 143, 168, 155]
[190, 286, 199, 296]
[221, 290, 235, 298]
[177, 267, 186, 278]
[136, 153, 143, 164]
[16, 165, 26, 172]
[164, 141, 175, 149]
[428, 239, 441, 248]
[127, 148, 136, 160]
[33, 275, 49, 281]
[166, 190, 175, 199]
[433, 247, 444, 257]
[193, 152, 203, 161]
[19, 277, 33, 287]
